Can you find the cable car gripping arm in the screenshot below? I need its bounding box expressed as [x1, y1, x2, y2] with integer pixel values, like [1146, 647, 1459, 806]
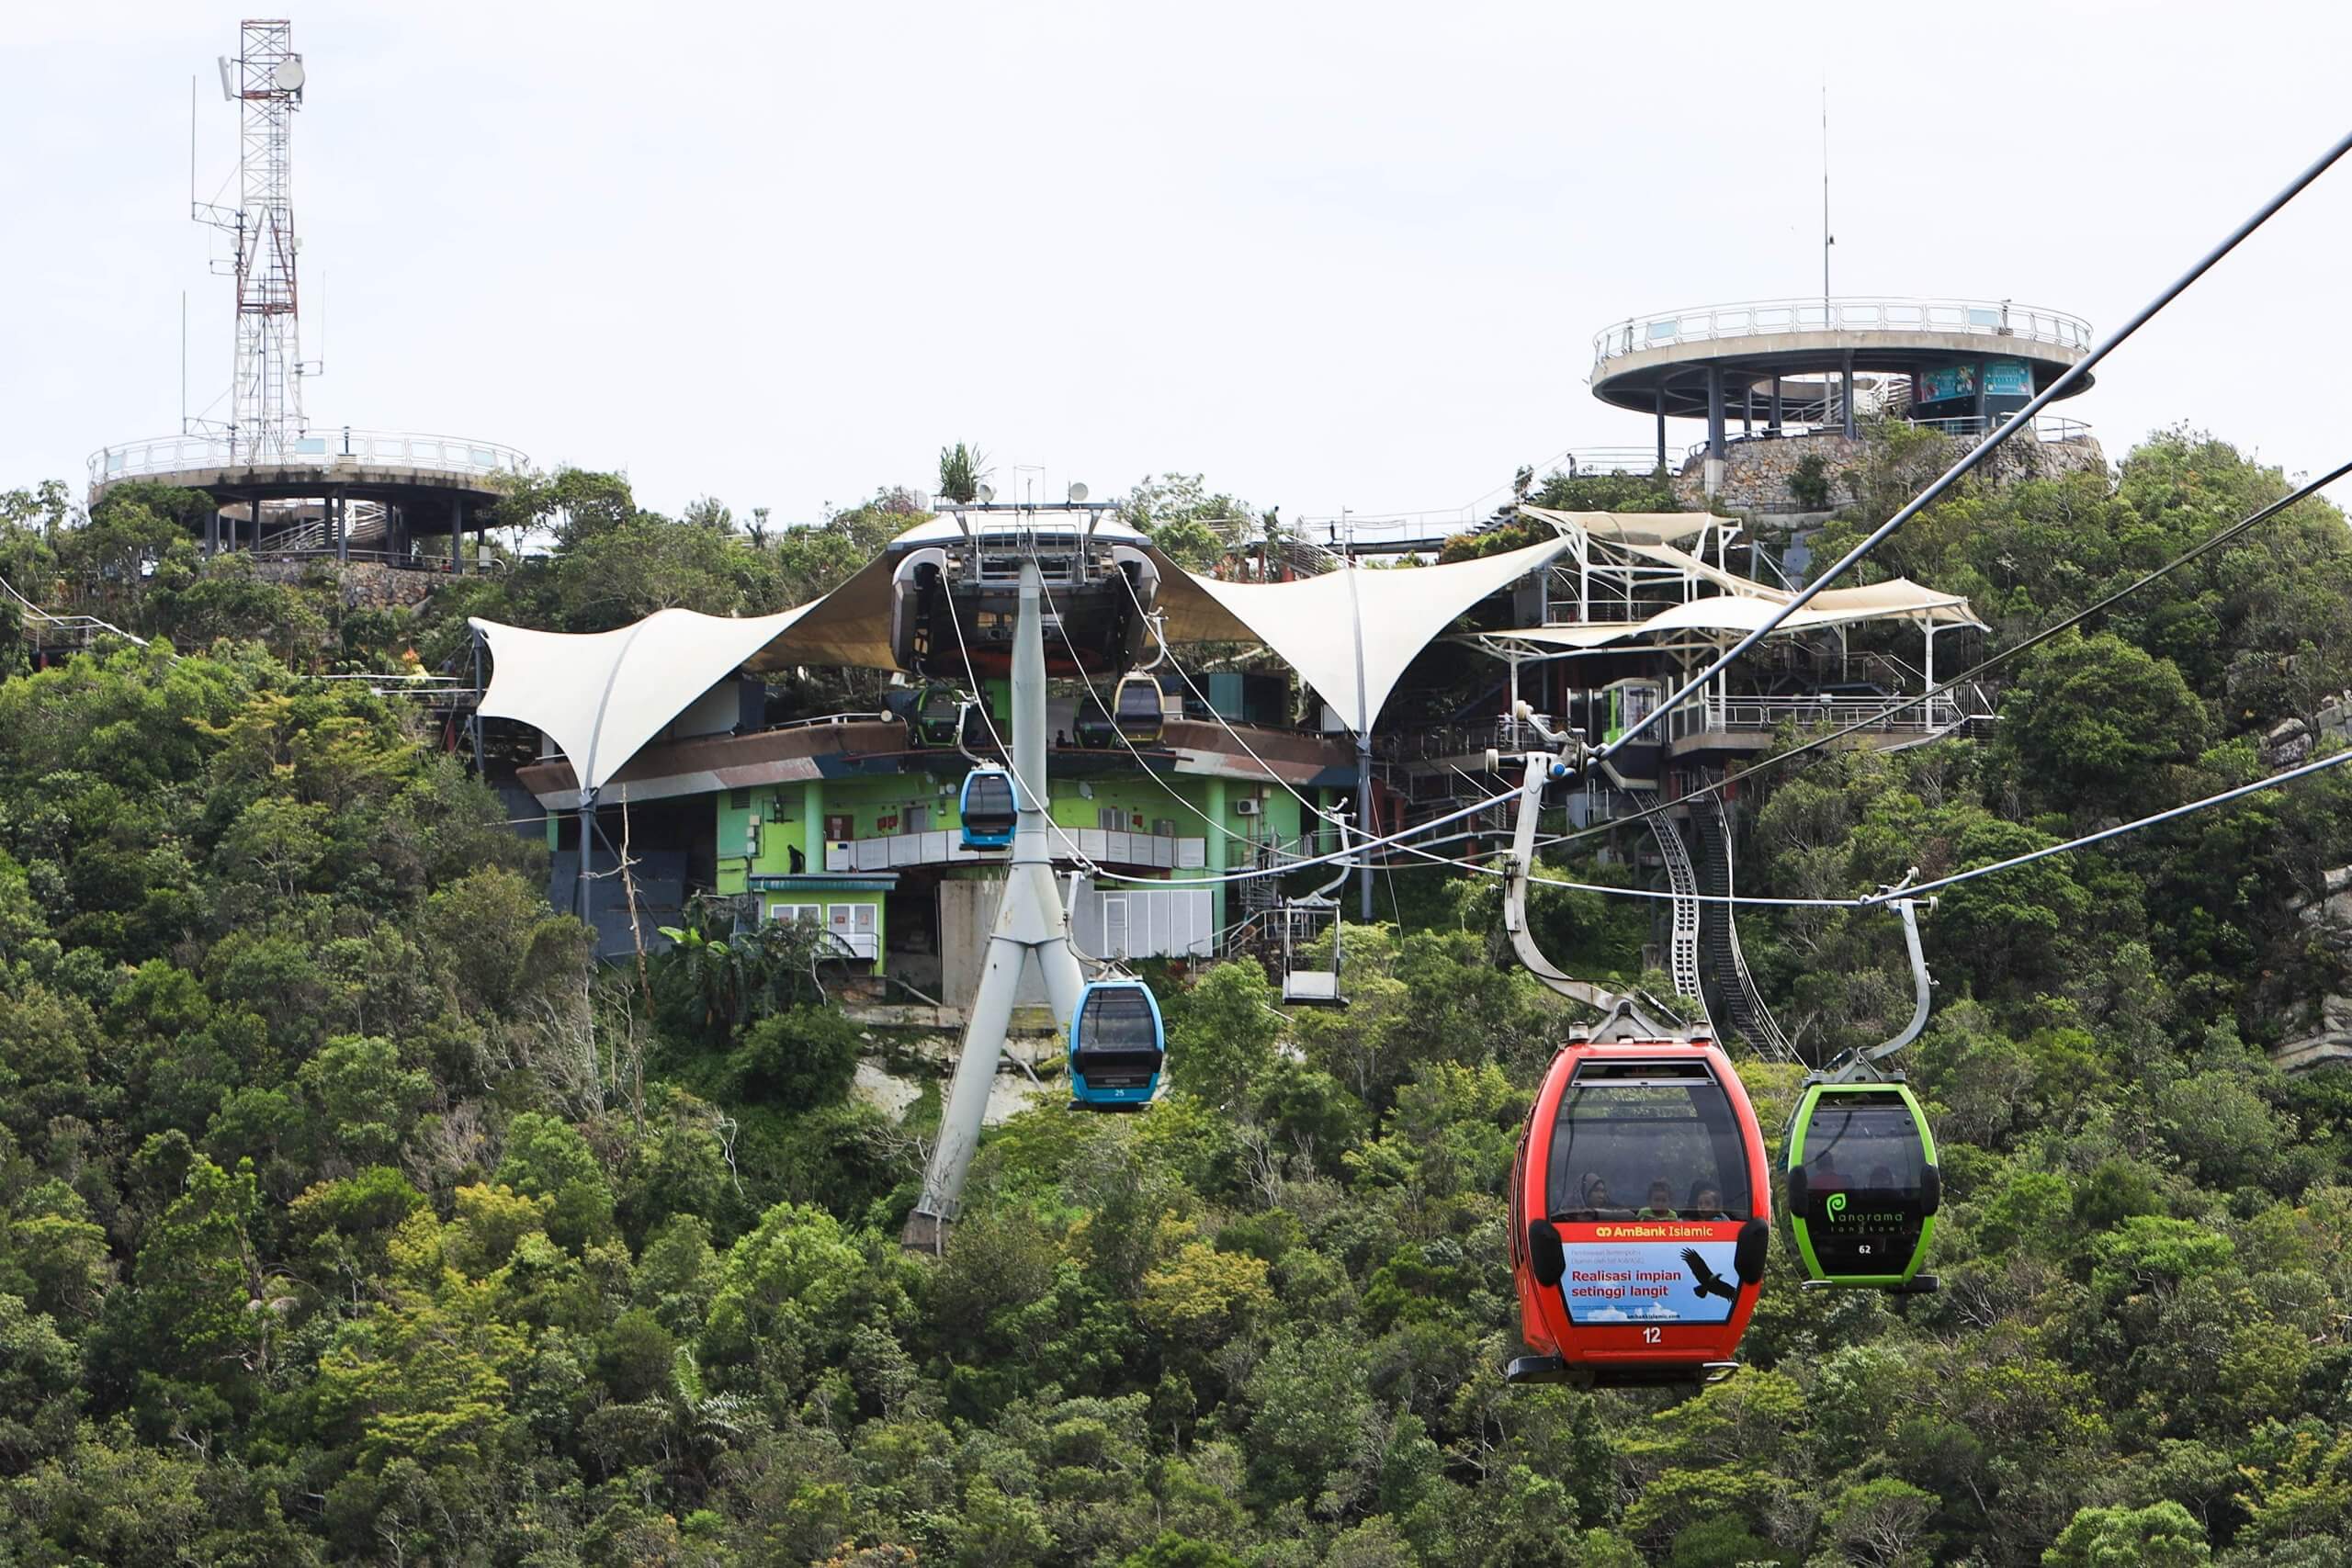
[1498, 705, 1624, 1014]
[1826, 875, 1934, 1083]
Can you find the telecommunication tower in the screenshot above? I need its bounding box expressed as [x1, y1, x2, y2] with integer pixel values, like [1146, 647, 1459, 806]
[89, 17, 524, 568]
[193, 18, 313, 463]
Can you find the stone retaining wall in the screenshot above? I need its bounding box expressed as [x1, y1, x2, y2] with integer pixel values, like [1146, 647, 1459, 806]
[1671, 428, 2110, 512]
[245, 558, 447, 610]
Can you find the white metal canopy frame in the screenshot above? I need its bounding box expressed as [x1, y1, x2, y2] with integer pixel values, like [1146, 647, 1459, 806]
[469, 516, 1601, 798]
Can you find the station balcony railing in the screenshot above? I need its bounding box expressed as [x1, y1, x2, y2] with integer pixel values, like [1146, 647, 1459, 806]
[1378, 716, 1547, 764]
[89, 426, 531, 490]
[822, 824, 1211, 876]
[1552, 447, 1674, 479]
[1900, 413, 2096, 444]
[1661, 689, 1993, 745]
[1592, 296, 2094, 369]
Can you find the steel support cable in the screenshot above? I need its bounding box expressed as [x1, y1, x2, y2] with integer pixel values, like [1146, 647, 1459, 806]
[1860, 743, 2352, 905]
[1599, 125, 2352, 764]
[1028, 551, 1274, 857]
[1388, 745, 2352, 913]
[816, 527, 1523, 892]
[1107, 559, 1346, 834]
[1383, 831, 1864, 907]
[1088, 784, 1523, 887]
[1542, 456, 2352, 852]
[938, 566, 1102, 874]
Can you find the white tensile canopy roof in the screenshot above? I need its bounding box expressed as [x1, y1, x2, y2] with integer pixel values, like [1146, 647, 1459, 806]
[1150, 534, 1576, 731]
[1515, 506, 1719, 547]
[1489, 586, 1977, 651]
[471, 521, 1584, 795]
[473, 606, 820, 795]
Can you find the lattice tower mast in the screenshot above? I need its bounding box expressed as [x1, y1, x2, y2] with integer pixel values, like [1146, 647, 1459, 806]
[195, 19, 308, 462]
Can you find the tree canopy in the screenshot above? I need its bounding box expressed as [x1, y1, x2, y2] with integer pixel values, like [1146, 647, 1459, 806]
[0, 431, 2346, 1562]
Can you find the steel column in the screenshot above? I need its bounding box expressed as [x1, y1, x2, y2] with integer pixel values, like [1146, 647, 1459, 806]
[904, 560, 1084, 1251]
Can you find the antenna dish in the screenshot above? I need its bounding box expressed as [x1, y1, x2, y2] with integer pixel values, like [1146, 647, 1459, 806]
[275, 57, 306, 92]
[976, 484, 995, 504]
[1067, 482, 1090, 503]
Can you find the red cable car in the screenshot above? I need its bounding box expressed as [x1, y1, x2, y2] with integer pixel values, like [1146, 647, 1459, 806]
[1508, 1027, 1771, 1389]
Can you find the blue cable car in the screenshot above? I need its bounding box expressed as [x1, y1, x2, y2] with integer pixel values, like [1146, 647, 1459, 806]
[1069, 978, 1165, 1110]
[958, 765, 1019, 850]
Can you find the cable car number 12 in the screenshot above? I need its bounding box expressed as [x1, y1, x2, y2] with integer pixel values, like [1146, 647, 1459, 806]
[1642, 1327, 1661, 1344]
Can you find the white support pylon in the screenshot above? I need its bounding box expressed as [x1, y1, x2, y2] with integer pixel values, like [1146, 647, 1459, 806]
[902, 561, 1085, 1253]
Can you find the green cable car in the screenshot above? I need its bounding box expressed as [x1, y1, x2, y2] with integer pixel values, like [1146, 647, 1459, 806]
[909, 685, 965, 748]
[1782, 893, 1940, 1294]
[1785, 1081, 1939, 1292]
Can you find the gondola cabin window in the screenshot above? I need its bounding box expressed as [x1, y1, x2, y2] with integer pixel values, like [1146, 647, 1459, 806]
[1799, 1094, 1927, 1193]
[1069, 980, 1166, 1105]
[1544, 1060, 1753, 1222]
[1077, 986, 1159, 1054]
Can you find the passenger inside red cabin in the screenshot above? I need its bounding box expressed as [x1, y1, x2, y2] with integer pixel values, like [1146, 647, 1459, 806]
[1577, 1172, 1631, 1219]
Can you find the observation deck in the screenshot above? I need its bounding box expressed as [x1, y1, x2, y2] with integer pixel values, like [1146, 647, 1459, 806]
[1589, 296, 2094, 421]
[88, 426, 527, 503]
[86, 426, 529, 567]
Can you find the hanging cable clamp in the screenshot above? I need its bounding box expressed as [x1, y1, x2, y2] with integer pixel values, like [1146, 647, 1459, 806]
[1876, 868, 1937, 920]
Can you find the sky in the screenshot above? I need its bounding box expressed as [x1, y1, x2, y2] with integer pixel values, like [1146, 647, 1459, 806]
[7, 1, 2352, 531]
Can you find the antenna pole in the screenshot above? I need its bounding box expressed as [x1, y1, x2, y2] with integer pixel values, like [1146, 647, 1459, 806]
[1820, 80, 1832, 314]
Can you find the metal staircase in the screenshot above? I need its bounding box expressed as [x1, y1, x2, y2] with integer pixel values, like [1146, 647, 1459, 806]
[1690, 786, 1796, 1060]
[260, 500, 390, 554]
[1237, 860, 1282, 919]
[1645, 800, 1705, 1013]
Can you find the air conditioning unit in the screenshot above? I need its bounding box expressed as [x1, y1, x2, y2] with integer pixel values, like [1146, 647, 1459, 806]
[1234, 798, 1262, 818]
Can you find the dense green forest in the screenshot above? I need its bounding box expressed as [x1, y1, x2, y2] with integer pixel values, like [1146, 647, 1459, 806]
[4, 430, 2352, 1565]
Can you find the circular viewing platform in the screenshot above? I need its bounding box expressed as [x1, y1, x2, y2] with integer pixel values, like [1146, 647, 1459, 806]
[88, 426, 530, 566]
[1589, 296, 2095, 419]
[88, 426, 528, 506]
